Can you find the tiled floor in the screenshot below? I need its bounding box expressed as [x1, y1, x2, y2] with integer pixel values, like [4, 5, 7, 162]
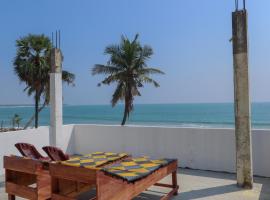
[1, 168, 270, 200]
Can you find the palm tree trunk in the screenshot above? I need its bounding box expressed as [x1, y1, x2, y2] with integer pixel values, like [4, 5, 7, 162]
[24, 101, 46, 129]
[34, 91, 39, 128]
[12, 120, 15, 129]
[121, 94, 131, 126]
[121, 103, 128, 126]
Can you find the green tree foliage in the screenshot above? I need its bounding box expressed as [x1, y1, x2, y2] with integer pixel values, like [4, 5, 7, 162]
[14, 34, 75, 128]
[92, 34, 164, 125]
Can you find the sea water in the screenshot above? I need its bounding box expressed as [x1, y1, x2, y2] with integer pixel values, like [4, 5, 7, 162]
[0, 103, 269, 129]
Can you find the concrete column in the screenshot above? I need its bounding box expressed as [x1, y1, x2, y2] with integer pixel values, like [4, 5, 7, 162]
[232, 10, 253, 188]
[50, 48, 63, 147]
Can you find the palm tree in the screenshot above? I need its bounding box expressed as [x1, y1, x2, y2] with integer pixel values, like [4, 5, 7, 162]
[22, 70, 75, 129]
[14, 34, 75, 129]
[92, 34, 164, 125]
[12, 114, 22, 129]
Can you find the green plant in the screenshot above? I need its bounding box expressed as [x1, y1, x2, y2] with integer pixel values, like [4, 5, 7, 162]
[92, 34, 164, 125]
[12, 114, 22, 128]
[14, 34, 75, 129]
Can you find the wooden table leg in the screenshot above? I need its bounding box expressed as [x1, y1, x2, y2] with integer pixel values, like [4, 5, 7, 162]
[172, 170, 178, 195]
[8, 194, 15, 200]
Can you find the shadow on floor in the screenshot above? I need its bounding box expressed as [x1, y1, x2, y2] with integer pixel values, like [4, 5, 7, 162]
[133, 193, 166, 200]
[76, 188, 168, 200]
[180, 168, 236, 180]
[258, 178, 270, 200]
[180, 168, 270, 200]
[180, 168, 270, 184]
[178, 184, 241, 200]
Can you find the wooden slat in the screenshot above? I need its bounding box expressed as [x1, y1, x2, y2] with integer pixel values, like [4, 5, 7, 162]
[8, 194, 15, 200]
[58, 179, 78, 196]
[37, 169, 51, 200]
[52, 193, 76, 200]
[62, 183, 94, 198]
[51, 177, 95, 198]
[6, 181, 37, 199]
[6, 170, 36, 186]
[154, 183, 174, 188]
[49, 163, 96, 184]
[4, 156, 41, 174]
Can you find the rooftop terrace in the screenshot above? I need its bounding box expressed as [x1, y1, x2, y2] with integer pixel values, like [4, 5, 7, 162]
[1, 168, 270, 200]
[1, 125, 270, 199]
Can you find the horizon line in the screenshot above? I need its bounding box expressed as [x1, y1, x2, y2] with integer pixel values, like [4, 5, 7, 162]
[0, 101, 270, 107]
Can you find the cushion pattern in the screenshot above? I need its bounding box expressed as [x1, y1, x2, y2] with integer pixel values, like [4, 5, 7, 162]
[61, 152, 128, 169]
[101, 157, 176, 183]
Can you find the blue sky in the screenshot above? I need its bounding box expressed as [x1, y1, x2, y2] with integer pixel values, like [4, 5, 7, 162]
[0, 0, 270, 105]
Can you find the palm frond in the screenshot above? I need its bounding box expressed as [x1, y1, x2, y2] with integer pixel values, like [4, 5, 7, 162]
[92, 64, 121, 75]
[137, 68, 165, 75]
[141, 45, 153, 58]
[138, 76, 160, 87]
[132, 33, 139, 43]
[131, 86, 141, 96]
[99, 74, 120, 85]
[111, 82, 125, 107]
[105, 44, 120, 55]
[62, 70, 75, 86]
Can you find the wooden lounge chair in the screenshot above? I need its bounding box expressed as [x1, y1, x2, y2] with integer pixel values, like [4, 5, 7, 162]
[4, 144, 66, 200]
[15, 143, 50, 161]
[42, 146, 70, 161]
[4, 155, 51, 200]
[49, 152, 129, 199]
[96, 157, 179, 200]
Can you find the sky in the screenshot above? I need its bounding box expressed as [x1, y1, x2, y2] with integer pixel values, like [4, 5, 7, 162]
[0, 0, 270, 105]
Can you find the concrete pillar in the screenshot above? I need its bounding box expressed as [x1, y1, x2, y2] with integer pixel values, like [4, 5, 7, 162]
[50, 48, 63, 147]
[232, 10, 253, 188]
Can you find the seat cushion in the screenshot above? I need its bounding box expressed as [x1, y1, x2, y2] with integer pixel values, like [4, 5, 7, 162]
[101, 157, 176, 183]
[61, 152, 128, 169]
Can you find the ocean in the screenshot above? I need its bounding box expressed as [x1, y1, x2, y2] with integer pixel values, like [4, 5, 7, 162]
[0, 103, 269, 129]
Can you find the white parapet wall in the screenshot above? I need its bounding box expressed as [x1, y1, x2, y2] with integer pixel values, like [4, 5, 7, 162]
[73, 125, 270, 177]
[0, 127, 49, 175]
[0, 124, 269, 177]
[0, 125, 75, 175]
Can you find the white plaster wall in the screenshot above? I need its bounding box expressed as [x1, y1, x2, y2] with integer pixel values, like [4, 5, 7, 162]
[60, 124, 75, 154]
[252, 129, 270, 177]
[73, 125, 270, 177]
[0, 127, 49, 175]
[0, 125, 75, 175]
[1, 124, 269, 177]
